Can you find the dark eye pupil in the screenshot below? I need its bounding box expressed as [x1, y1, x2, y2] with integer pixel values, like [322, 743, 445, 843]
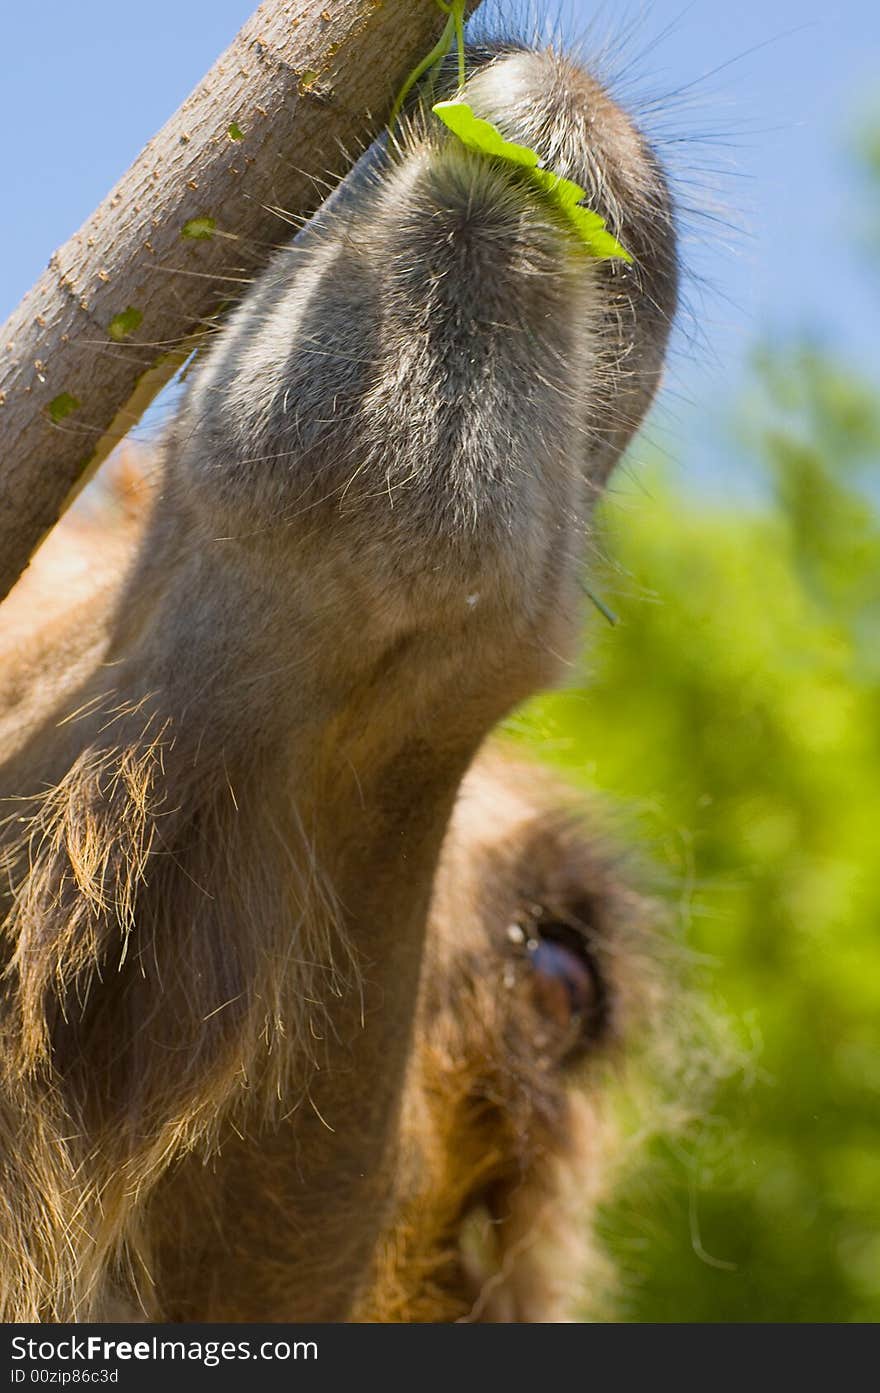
[528, 937, 598, 1026]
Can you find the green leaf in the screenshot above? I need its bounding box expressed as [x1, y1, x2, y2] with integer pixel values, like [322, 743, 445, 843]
[46, 391, 81, 423]
[568, 209, 632, 262]
[107, 306, 143, 342]
[532, 169, 633, 261]
[227, 121, 245, 141]
[432, 102, 632, 263]
[432, 100, 539, 170]
[181, 216, 216, 240]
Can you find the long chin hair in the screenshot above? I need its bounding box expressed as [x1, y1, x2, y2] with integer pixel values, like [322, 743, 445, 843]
[0, 689, 357, 1319]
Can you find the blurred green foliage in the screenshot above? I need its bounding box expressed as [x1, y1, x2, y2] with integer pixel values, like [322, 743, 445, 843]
[511, 339, 880, 1319]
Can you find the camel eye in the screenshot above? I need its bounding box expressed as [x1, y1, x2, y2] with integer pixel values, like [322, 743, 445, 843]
[509, 911, 608, 1049]
[528, 935, 599, 1028]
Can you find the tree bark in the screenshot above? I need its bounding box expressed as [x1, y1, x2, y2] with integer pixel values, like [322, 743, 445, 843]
[0, 0, 482, 605]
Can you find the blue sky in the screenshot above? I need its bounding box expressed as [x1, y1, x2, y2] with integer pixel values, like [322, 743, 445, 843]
[3, 1, 878, 482]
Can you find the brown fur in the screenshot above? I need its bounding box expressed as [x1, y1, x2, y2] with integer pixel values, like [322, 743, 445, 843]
[1, 469, 665, 1320]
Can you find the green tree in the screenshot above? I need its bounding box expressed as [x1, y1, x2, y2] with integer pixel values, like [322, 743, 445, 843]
[512, 169, 880, 1322]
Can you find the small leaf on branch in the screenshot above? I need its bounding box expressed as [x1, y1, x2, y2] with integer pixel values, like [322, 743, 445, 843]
[107, 307, 143, 342]
[181, 217, 217, 240]
[46, 392, 81, 424]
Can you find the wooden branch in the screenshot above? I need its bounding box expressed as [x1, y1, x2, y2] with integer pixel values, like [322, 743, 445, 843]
[0, 0, 483, 605]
